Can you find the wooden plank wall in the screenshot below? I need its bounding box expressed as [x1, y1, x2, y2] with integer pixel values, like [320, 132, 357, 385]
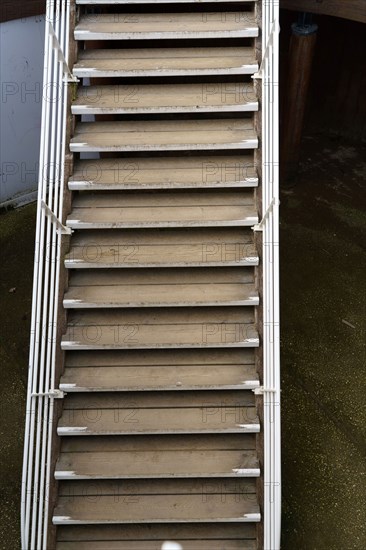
[280, 11, 366, 139]
[0, 1, 45, 23]
[281, 0, 366, 25]
[2, 0, 366, 24]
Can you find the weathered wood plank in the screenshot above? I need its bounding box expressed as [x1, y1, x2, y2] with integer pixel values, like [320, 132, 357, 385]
[281, 0, 366, 24]
[75, 12, 258, 40]
[70, 119, 258, 153]
[59, 363, 259, 391]
[69, 155, 258, 190]
[72, 83, 258, 115]
[55, 449, 259, 479]
[61, 307, 259, 350]
[57, 523, 257, 541]
[73, 47, 258, 78]
[53, 493, 260, 524]
[65, 228, 258, 268]
[64, 266, 258, 308]
[57, 407, 260, 435]
[57, 540, 257, 550]
[60, 434, 257, 453]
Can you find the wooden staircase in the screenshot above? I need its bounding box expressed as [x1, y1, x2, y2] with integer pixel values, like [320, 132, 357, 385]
[30, 0, 280, 548]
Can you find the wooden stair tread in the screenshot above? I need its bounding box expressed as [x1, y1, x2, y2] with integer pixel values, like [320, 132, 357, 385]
[57, 541, 256, 550]
[60, 434, 256, 453]
[69, 155, 258, 190]
[64, 267, 258, 308]
[55, 448, 259, 479]
[63, 284, 258, 307]
[61, 307, 259, 350]
[73, 47, 258, 77]
[77, 0, 256, 4]
[57, 389, 258, 435]
[62, 390, 255, 408]
[65, 348, 255, 367]
[70, 119, 258, 153]
[58, 478, 256, 495]
[57, 409, 259, 435]
[56, 523, 256, 542]
[72, 83, 257, 114]
[66, 190, 258, 229]
[65, 228, 258, 268]
[59, 363, 259, 391]
[53, 494, 260, 524]
[61, 349, 258, 390]
[75, 12, 258, 40]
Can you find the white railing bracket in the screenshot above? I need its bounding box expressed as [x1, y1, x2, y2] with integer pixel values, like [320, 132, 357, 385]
[49, 23, 78, 83]
[252, 197, 277, 231]
[31, 389, 65, 399]
[41, 200, 73, 235]
[252, 386, 277, 395]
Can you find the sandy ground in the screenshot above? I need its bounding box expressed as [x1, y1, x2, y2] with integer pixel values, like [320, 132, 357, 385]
[0, 133, 365, 549]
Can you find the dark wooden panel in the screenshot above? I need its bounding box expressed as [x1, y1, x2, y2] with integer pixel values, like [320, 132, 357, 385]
[280, 11, 366, 139]
[281, 0, 366, 24]
[0, 1, 46, 23]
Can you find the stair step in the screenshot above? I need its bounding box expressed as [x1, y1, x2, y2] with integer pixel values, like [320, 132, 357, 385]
[69, 155, 258, 191]
[65, 228, 258, 269]
[73, 46, 258, 78]
[57, 524, 256, 547]
[75, 12, 258, 41]
[76, 0, 257, 2]
[53, 478, 260, 524]
[77, 0, 256, 4]
[60, 433, 256, 452]
[72, 83, 258, 115]
[70, 119, 258, 153]
[64, 268, 258, 309]
[60, 364, 259, 391]
[60, 349, 258, 391]
[66, 190, 258, 229]
[60, 367, 258, 393]
[57, 541, 256, 550]
[58, 390, 259, 435]
[55, 447, 259, 479]
[61, 307, 259, 350]
[53, 495, 260, 525]
[61, 390, 255, 409]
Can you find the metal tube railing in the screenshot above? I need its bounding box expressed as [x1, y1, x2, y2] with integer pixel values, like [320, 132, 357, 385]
[254, 1, 281, 548]
[21, 2, 75, 548]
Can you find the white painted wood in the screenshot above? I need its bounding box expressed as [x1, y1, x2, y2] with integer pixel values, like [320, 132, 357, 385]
[73, 47, 258, 78]
[75, 13, 258, 41]
[72, 83, 258, 115]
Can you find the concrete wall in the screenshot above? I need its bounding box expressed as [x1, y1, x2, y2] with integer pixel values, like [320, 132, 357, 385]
[0, 15, 45, 206]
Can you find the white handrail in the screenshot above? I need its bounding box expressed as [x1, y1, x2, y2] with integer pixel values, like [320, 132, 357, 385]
[21, 2, 72, 548]
[259, 1, 281, 549]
